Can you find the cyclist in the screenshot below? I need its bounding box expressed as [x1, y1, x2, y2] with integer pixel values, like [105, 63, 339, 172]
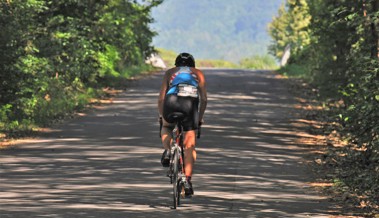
[158, 52, 207, 196]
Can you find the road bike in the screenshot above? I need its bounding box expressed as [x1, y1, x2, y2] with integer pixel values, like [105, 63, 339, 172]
[159, 113, 201, 209]
[169, 112, 185, 209]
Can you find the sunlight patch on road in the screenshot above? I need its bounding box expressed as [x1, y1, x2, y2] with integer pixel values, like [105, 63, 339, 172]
[224, 135, 259, 140]
[108, 137, 142, 140]
[0, 137, 84, 148]
[57, 183, 166, 190]
[196, 190, 326, 202]
[209, 93, 257, 100]
[65, 203, 153, 211]
[202, 124, 236, 129]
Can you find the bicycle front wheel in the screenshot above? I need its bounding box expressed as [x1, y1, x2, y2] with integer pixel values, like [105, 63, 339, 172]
[172, 148, 180, 209]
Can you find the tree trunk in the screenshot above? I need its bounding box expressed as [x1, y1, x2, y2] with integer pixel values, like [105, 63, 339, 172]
[371, 0, 379, 59]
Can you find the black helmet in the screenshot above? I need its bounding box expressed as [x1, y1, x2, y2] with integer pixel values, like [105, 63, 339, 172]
[175, 52, 195, 67]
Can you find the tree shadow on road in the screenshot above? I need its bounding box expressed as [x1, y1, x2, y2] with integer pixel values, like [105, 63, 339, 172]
[0, 70, 344, 218]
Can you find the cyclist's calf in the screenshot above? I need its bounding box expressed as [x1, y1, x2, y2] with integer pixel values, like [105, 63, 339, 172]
[161, 126, 173, 150]
[183, 131, 196, 149]
[183, 130, 197, 177]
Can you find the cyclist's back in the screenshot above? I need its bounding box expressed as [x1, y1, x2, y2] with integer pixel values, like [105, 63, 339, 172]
[163, 66, 199, 130]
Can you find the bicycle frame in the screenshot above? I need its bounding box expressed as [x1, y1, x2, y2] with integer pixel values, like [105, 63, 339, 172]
[159, 117, 201, 209]
[169, 122, 186, 208]
[172, 123, 185, 176]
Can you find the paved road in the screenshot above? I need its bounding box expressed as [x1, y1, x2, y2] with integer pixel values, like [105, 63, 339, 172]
[1, 69, 336, 217]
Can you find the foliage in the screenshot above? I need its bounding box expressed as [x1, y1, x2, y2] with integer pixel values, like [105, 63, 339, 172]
[269, 0, 379, 212]
[0, 0, 161, 137]
[268, 0, 311, 60]
[268, 4, 289, 60]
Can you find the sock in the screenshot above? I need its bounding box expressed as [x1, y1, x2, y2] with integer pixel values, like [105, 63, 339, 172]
[186, 176, 191, 182]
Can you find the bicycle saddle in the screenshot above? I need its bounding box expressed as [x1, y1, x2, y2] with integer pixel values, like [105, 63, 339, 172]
[167, 112, 185, 123]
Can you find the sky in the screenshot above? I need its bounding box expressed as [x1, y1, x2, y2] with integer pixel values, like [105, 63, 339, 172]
[150, 0, 284, 62]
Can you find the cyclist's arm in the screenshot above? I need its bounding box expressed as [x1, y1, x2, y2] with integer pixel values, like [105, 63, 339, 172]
[158, 69, 171, 117]
[195, 69, 207, 122]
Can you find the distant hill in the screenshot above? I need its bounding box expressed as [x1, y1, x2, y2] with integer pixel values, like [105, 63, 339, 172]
[150, 0, 284, 62]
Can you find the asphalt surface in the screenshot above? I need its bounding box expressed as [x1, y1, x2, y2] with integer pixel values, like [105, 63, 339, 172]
[0, 69, 337, 217]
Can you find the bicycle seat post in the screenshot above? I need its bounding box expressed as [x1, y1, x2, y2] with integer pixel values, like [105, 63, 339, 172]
[172, 126, 178, 150]
[172, 126, 178, 140]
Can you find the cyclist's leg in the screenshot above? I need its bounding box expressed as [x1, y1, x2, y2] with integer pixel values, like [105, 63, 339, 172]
[183, 130, 196, 177]
[181, 101, 199, 196]
[162, 94, 178, 150]
[161, 95, 178, 166]
[182, 130, 196, 196]
[160, 118, 175, 167]
[161, 118, 174, 150]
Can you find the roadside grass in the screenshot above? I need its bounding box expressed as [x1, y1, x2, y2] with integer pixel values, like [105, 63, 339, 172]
[239, 55, 278, 70]
[0, 64, 155, 145]
[277, 63, 311, 79]
[156, 48, 278, 70]
[283, 64, 379, 216]
[0, 86, 103, 143]
[156, 48, 238, 68]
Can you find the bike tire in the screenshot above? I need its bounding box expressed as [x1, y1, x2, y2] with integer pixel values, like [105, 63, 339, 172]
[172, 149, 179, 209]
[177, 179, 182, 206]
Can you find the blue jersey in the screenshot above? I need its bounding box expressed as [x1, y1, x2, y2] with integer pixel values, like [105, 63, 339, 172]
[166, 67, 199, 97]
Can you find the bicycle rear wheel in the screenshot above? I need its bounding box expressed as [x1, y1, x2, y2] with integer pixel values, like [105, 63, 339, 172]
[172, 148, 180, 209]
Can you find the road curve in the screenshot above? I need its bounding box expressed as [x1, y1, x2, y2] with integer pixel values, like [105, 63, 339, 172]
[0, 69, 336, 217]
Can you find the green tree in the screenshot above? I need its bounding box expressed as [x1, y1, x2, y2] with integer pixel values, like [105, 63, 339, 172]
[268, 0, 311, 61]
[0, 0, 161, 133]
[268, 4, 289, 60]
